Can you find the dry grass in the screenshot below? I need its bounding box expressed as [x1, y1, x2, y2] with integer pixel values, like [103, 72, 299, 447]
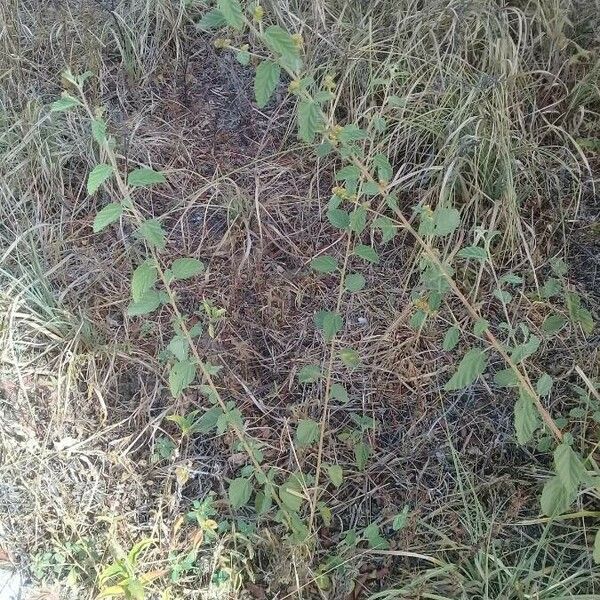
[1, 0, 599, 598]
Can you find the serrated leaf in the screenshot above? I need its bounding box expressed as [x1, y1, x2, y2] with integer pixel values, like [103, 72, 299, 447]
[228, 477, 252, 509]
[254, 60, 280, 108]
[296, 419, 319, 446]
[87, 164, 113, 195]
[473, 319, 489, 336]
[330, 382, 349, 402]
[127, 167, 166, 187]
[536, 373, 553, 397]
[298, 100, 320, 143]
[127, 289, 161, 317]
[554, 443, 586, 496]
[197, 9, 226, 30]
[433, 207, 460, 236]
[514, 389, 540, 444]
[217, 0, 244, 29]
[298, 364, 320, 383]
[494, 368, 519, 387]
[136, 219, 166, 249]
[315, 310, 343, 341]
[575, 307, 594, 334]
[340, 348, 360, 368]
[169, 360, 196, 397]
[336, 165, 361, 182]
[171, 258, 205, 280]
[444, 348, 487, 391]
[311, 255, 338, 273]
[373, 216, 396, 243]
[349, 205, 367, 234]
[167, 336, 188, 361]
[131, 262, 157, 302]
[443, 326, 460, 351]
[541, 475, 576, 516]
[457, 246, 487, 260]
[51, 94, 80, 112]
[361, 181, 380, 196]
[264, 25, 301, 71]
[510, 335, 540, 363]
[327, 464, 343, 488]
[339, 124, 368, 143]
[327, 208, 350, 229]
[354, 244, 379, 264]
[373, 153, 393, 181]
[279, 475, 304, 512]
[344, 273, 365, 292]
[93, 203, 122, 232]
[91, 118, 107, 144]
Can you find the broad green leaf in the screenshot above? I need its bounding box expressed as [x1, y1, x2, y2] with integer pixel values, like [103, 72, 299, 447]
[457, 246, 487, 260]
[473, 319, 489, 336]
[311, 255, 338, 273]
[236, 48, 250, 65]
[197, 9, 226, 30]
[541, 314, 567, 334]
[330, 382, 349, 402]
[127, 167, 166, 187]
[444, 348, 487, 391]
[433, 207, 460, 236]
[536, 373, 553, 397]
[554, 443, 586, 495]
[167, 336, 188, 361]
[339, 348, 360, 368]
[594, 529, 600, 564]
[327, 208, 350, 229]
[228, 477, 252, 509]
[373, 215, 396, 243]
[169, 360, 197, 397]
[514, 389, 540, 444]
[335, 165, 361, 182]
[392, 506, 409, 530]
[354, 442, 370, 471]
[170, 258, 205, 280]
[298, 364, 320, 383]
[510, 335, 540, 363]
[51, 94, 80, 112]
[443, 326, 460, 351]
[494, 289, 512, 303]
[296, 419, 319, 447]
[298, 100, 320, 143]
[494, 368, 519, 387]
[363, 523, 389, 550]
[373, 153, 393, 181]
[127, 289, 161, 317]
[354, 244, 380, 264]
[264, 25, 301, 71]
[326, 464, 343, 488]
[349, 205, 367, 234]
[361, 181, 380, 196]
[575, 307, 594, 334]
[339, 124, 368, 143]
[91, 118, 107, 144]
[315, 310, 343, 341]
[217, 0, 244, 29]
[344, 273, 365, 292]
[279, 475, 304, 512]
[93, 203, 122, 232]
[254, 60, 280, 108]
[87, 164, 113, 195]
[136, 219, 166, 249]
[541, 475, 576, 516]
[131, 262, 157, 302]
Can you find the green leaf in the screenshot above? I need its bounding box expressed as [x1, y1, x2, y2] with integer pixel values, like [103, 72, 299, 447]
[536, 373, 553, 397]
[392, 506, 409, 531]
[51, 94, 80, 112]
[330, 382, 349, 402]
[236, 48, 250, 65]
[298, 364, 320, 384]
[311, 255, 338, 273]
[373, 153, 393, 181]
[197, 9, 226, 30]
[131, 262, 157, 302]
[514, 389, 540, 444]
[326, 464, 343, 488]
[510, 335, 540, 363]
[433, 207, 460, 236]
[136, 219, 166, 249]
[298, 100, 320, 143]
[296, 419, 319, 447]
[554, 443, 586, 496]
[344, 273, 366, 292]
[327, 208, 350, 229]
[335, 165, 361, 182]
[127, 289, 162, 317]
[354, 442, 370, 471]
[264, 25, 301, 71]
[167, 336, 188, 361]
[541, 475, 576, 516]
[228, 477, 252, 510]
[457, 246, 487, 260]
[339, 348, 360, 368]
[91, 118, 107, 144]
[373, 216, 396, 243]
[254, 60, 280, 108]
[354, 244, 380, 264]
[170, 258, 205, 280]
[93, 203, 122, 232]
[594, 530, 600, 564]
[444, 348, 487, 391]
[127, 167, 166, 187]
[349, 206, 367, 234]
[473, 319, 489, 336]
[87, 164, 113, 195]
[361, 181, 380, 196]
[339, 124, 368, 143]
[575, 307, 594, 334]
[494, 368, 518, 387]
[169, 360, 197, 397]
[279, 475, 304, 512]
[315, 310, 343, 341]
[217, 0, 244, 29]
[443, 327, 460, 351]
